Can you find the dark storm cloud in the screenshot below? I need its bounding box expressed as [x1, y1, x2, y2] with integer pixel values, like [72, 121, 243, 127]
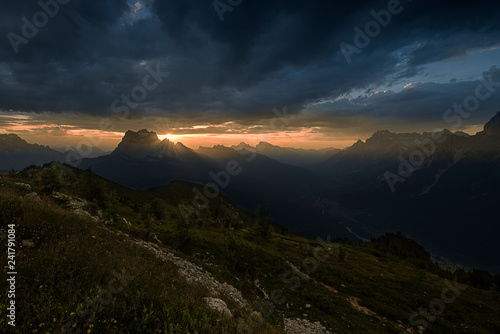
[306, 66, 500, 131]
[0, 0, 499, 125]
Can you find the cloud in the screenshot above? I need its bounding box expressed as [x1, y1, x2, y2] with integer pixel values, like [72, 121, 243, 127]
[0, 0, 498, 132]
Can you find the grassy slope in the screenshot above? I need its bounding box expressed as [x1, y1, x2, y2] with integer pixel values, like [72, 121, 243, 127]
[0, 163, 499, 333]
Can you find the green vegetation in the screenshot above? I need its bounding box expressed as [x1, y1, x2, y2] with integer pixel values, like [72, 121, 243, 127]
[0, 162, 499, 333]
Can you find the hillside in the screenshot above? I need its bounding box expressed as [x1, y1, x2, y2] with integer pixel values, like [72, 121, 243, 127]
[312, 112, 500, 272]
[1, 163, 499, 333]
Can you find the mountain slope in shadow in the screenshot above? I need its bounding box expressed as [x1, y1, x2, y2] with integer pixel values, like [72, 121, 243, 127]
[314, 111, 500, 272]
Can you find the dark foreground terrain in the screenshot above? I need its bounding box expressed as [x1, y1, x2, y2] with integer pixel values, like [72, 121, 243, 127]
[1, 163, 499, 333]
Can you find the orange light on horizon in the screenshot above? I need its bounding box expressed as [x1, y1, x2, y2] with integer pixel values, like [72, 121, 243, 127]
[158, 133, 182, 141]
[154, 131, 356, 150]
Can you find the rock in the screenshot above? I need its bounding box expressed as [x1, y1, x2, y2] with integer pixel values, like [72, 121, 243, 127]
[22, 239, 35, 247]
[73, 208, 99, 223]
[51, 191, 71, 202]
[150, 232, 162, 244]
[132, 239, 251, 309]
[305, 304, 311, 309]
[52, 192, 100, 222]
[284, 318, 332, 334]
[204, 297, 232, 318]
[15, 182, 31, 190]
[24, 192, 41, 201]
[69, 198, 87, 210]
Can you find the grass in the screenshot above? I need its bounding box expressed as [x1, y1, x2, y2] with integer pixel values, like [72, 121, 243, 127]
[0, 163, 499, 333]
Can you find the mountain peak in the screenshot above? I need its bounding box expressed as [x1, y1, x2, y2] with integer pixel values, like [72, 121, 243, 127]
[373, 129, 393, 136]
[232, 142, 254, 151]
[112, 129, 161, 160]
[366, 130, 395, 143]
[209, 144, 229, 151]
[454, 131, 470, 137]
[120, 129, 160, 146]
[352, 139, 364, 147]
[0, 133, 28, 147]
[256, 141, 279, 150]
[483, 111, 500, 135]
[3, 133, 22, 139]
[123, 129, 159, 141]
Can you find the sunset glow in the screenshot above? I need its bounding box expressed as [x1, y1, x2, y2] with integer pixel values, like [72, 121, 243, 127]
[0, 110, 489, 152]
[158, 134, 181, 142]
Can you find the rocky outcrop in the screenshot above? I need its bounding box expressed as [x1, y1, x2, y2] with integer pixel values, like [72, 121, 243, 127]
[132, 239, 250, 309]
[284, 318, 332, 334]
[15, 182, 31, 190]
[51, 192, 100, 223]
[204, 297, 233, 318]
[24, 192, 41, 201]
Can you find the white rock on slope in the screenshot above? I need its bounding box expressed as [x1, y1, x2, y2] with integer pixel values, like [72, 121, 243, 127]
[204, 297, 233, 318]
[284, 318, 332, 334]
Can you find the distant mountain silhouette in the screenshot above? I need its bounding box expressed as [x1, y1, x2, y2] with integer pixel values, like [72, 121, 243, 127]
[482, 110, 500, 135]
[78, 129, 212, 189]
[314, 112, 500, 190]
[78, 130, 326, 194]
[312, 111, 500, 272]
[231, 141, 340, 167]
[2, 113, 500, 271]
[53, 144, 109, 158]
[314, 129, 472, 183]
[112, 129, 200, 162]
[77, 130, 352, 238]
[0, 134, 76, 171]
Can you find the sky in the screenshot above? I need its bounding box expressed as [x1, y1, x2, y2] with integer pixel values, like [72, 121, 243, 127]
[0, 0, 500, 151]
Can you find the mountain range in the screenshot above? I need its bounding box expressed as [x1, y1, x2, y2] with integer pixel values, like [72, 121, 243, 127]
[1, 111, 500, 271]
[312, 112, 500, 271]
[231, 141, 340, 167]
[0, 133, 74, 171]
